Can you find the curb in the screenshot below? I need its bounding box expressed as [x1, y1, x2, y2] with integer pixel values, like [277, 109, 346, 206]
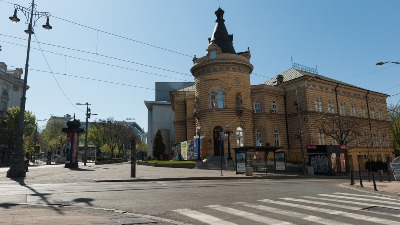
[93, 174, 352, 183]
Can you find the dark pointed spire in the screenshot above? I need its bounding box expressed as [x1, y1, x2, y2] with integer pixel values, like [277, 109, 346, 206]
[209, 8, 236, 54]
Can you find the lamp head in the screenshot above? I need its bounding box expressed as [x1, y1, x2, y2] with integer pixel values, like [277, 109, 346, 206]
[9, 9, 20, 23]
[42, 17, 52, 30]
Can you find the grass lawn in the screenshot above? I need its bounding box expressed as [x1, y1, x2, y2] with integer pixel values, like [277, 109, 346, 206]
[145, 160, 196, 165]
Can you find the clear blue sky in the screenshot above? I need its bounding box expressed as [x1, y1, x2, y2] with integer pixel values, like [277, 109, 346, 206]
[1, 0, 400, 132]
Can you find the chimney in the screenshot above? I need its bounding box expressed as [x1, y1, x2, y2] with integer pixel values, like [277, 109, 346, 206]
[276, 74, 284, 84]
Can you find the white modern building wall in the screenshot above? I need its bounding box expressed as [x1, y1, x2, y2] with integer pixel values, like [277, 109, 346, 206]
[145, 82, 194, 158]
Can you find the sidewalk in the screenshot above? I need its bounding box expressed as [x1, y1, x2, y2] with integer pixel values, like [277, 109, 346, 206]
[0, 162, 399, 225]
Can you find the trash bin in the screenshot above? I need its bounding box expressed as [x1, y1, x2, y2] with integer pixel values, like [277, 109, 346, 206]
[245, 167, 253, 176]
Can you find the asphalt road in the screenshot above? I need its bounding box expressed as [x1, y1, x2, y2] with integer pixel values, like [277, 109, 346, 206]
[1, 178, 399, 225]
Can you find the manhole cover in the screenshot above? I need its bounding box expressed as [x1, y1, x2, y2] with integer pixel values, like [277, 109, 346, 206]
[362, 206, 400, 215]
[115, 217, 156, 224]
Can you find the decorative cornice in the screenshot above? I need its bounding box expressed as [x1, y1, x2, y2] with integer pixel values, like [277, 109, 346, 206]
[191, 62, 253, 77]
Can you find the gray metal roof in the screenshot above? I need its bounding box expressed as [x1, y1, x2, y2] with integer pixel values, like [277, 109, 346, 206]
[265, 68, 357, 88]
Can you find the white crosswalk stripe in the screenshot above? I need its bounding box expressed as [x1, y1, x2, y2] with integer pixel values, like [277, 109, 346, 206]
[303, 196, 400, 212]
[318, 194, 400, 206]
[172, 192, 400, 225]
[235, 201, 352, 225]
[173, 208, 237, 225]
[259, 198, 400, 225]
[205, 205, 293, 225]
[334, 192, 400, 202]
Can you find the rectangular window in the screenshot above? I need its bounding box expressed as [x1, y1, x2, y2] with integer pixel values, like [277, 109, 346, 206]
[254, 102, 261, 113]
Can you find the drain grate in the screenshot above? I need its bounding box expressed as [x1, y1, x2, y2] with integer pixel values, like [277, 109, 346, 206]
[115, 217, 157, 224]
[362, 206, 400, 215]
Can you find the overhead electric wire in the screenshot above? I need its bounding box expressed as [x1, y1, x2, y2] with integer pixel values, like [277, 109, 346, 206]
[17, 67, 177, 93]
[1, 39, 192, 82]
[52, 15, 193, 58]
[33, 34, 83, 112]
[0, 33, 192, 77]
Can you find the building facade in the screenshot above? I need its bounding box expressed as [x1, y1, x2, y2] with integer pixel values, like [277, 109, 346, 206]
[171, 8, 394, 172]
[0, 62, 24, 118]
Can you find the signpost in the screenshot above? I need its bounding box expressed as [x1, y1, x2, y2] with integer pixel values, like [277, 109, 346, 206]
[131, 136, 136, 178]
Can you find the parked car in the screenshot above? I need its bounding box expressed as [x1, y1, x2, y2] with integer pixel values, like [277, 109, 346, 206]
[390, 157, 400, 181]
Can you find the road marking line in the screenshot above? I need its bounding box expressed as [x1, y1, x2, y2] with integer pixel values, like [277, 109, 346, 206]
[334, 192, 400, 201]
[235, 201, 351, 225]
[259, 199, 400, 225]
[173, 208, 237, 225]
[318, 194, 400, 206]
[205, 205, 293, 225]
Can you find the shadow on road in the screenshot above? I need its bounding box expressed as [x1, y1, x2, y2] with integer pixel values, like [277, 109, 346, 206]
[10, 177, 64, 215]
[73, 197, 94, 206]
[0, 203, 20, 209]
[67, 167, 95, 172]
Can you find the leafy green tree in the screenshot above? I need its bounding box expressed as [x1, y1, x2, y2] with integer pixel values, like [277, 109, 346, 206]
[388, 104, 400, 156]
[153, 129, 166, 160]
[40, 118, 67, 156]
[88, 120, 135, 159]
[0, 106, 36, 150]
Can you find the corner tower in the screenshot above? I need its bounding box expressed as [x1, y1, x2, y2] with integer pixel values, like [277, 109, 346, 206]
[191, 8, 254, 157]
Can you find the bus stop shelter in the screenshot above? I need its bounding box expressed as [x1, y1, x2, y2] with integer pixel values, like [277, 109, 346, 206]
[234, 146, 281, 174]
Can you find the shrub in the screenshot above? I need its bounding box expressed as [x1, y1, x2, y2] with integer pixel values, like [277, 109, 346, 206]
[365, 161, 388, 172]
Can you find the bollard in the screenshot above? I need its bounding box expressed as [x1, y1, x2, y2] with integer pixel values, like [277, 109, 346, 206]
[371, 172, 378, 191]
[379, 170, 382, 182]
[350, 169, 355, 185]
[358, 159, 363, 187]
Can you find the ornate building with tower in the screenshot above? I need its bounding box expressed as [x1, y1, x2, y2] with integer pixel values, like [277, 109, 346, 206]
[170, 8, 394, 172]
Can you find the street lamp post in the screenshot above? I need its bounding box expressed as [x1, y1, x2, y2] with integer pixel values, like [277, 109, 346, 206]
[7, 0, 52, 178]
[76, 102, 97, 166]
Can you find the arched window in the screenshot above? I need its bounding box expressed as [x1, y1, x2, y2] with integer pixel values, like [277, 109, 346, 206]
[217, 90, 224, 109]
[274, 129, 280, 147]
[210, 91, 216, 109]
[236, 127, 244, 147]
[255, 130, 262, 146]
[210, 89, 225, 109]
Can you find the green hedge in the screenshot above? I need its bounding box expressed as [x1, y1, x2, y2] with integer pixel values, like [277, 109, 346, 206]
[365, 161, 388, 172]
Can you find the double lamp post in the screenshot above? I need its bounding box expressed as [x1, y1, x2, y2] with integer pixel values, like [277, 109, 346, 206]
[7, 0, 52, 178]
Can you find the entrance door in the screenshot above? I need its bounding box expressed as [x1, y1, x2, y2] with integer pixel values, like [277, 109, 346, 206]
[213, 126, 224, 156]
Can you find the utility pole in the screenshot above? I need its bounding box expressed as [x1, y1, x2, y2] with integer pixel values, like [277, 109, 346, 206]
[76, 102, 97, 166]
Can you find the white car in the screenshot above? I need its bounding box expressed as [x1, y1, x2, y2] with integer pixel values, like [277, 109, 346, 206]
[390, 157, 400, 181]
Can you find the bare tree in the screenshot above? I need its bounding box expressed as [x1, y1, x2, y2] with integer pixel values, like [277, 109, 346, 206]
[317, 115, 364, 151]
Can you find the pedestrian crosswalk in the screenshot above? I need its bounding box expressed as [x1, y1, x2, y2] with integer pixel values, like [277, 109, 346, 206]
[170, 192, 400, 225]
